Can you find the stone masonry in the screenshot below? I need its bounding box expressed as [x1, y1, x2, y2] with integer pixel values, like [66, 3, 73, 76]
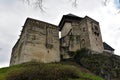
[59, 14, 104, 58]
[10, 14, 114, 65]
[10, 18, 60, 65]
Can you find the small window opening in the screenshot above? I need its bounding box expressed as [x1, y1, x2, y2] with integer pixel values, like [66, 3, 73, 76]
[83, 28, 85, 32]
[82, 39, 85, 45]
[94, 26, 98, 31]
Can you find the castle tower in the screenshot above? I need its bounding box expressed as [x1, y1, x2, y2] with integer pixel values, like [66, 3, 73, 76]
[10, 18, 60, 65]
[59, 14, 104, 58]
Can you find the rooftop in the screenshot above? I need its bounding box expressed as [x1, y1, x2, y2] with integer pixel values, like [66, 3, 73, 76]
[59, 13, 83, 31]
[103, 42, 115, 51]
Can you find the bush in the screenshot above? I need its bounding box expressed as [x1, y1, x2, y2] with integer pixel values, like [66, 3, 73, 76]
[72, 49, 120, 80]
[74, 48, 90, 63]
[6, 63, 80, 80]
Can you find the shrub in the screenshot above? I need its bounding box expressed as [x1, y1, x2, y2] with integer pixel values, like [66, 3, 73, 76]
[6, 63, 80, 80]
[74, 48, 90, 63]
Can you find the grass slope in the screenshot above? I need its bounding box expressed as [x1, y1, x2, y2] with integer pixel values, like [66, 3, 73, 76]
[0, 62, 104, 80]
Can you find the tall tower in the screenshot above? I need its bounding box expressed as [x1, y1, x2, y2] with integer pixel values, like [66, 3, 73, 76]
[59, 14, 103, 58]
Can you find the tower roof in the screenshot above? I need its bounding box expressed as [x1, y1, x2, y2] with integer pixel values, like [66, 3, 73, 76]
[59, 13, 83, 31]
[103, 42, 115, 51]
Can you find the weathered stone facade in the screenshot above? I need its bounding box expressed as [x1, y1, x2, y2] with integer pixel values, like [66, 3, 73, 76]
[59, 14, 104, 59]
[10, 18, 60, 65]
[10, 14, 114, 65]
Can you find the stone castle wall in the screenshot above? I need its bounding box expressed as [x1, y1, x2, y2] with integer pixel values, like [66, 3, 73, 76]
[10, 18, 60, 66]
[85, 16, 103, 53]
[10, 14, 112, 65]
[60, 16, 104, 59]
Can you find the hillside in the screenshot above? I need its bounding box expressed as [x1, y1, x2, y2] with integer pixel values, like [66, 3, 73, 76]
[73, 48, 120, 80]
[0, 49, 120, 80]
[0, 62, 104, 80]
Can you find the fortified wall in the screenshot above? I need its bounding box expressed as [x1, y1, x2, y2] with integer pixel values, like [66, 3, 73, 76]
[10, 18, 60, 65]
[10, 14, 114, 65]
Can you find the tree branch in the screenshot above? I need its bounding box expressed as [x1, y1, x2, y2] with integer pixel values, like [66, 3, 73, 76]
[72, 0, 77, 7]
[34, 0, 44, 11]
[22, 0, 44, 11]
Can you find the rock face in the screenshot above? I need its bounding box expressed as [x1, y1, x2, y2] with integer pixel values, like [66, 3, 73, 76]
[10, 18, 60, 65]
[74, 49, 120, 80]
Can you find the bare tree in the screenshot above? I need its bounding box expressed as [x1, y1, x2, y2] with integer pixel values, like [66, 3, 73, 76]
[23, 0, 78, 10]
[23, 0, 44, 11]
[23, 0, 120, 12]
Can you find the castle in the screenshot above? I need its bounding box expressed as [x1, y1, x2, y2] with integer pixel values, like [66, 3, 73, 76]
[10, 14, 114, 65]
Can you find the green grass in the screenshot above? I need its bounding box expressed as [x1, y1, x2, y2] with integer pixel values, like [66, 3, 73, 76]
[0, 62, 104, 80]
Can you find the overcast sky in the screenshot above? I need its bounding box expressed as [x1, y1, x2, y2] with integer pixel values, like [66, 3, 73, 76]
[0, 0, 120, 68]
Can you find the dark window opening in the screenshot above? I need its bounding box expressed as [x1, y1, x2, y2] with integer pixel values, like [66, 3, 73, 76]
[94, 32, 99, 36]
[48, 50, 49, 53]
[82, 39, 85, 45]
[94, 25, 98, 31]
[83, 28, 85, 32]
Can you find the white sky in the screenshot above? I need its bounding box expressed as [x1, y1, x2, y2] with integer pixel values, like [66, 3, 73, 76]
[0, 0, 120, 68]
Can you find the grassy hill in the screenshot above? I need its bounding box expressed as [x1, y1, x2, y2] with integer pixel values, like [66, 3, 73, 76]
[0, 62, 104, 80]
[1, 48, 119, 80]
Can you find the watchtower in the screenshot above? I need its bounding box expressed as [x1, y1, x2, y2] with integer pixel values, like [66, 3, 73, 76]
[59, 14, 104, 58]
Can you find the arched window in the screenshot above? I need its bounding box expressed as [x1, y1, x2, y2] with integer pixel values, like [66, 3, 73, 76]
[81, 39, 85, 45]
[81, 39, 86, 48]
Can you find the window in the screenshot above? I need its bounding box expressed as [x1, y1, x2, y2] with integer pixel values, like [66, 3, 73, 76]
[94, 25, 98, 31]
[94, 32, 99, 36]
[83, 28, 85, 32]
[81, 39, 86, 48]
[92, 23, 100, 37]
